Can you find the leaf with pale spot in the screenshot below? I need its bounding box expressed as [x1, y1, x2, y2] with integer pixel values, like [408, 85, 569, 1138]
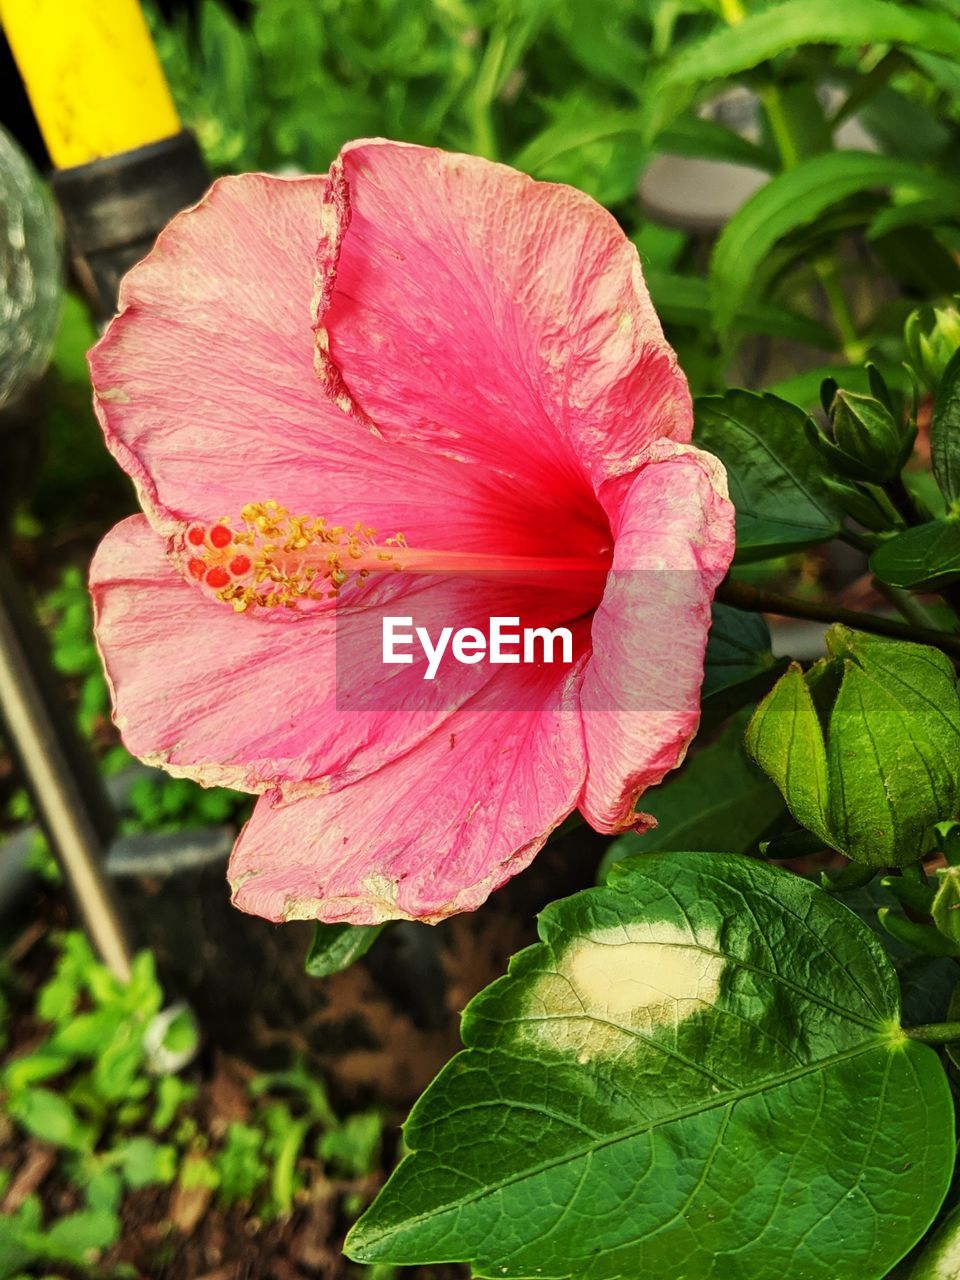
[346, 853, 954, 1280]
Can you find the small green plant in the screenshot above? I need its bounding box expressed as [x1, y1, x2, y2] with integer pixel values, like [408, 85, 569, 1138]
[120, 774, 247, 836]
[0, 933, 385, 1276]
[0, 934, 190, 1277]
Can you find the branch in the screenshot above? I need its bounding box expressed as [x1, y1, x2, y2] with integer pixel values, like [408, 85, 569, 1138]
[717, 579, 960, 659]
[903, 1022, 960, 1044]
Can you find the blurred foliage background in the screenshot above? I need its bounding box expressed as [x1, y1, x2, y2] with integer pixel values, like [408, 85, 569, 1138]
[145, 0, 960, 398]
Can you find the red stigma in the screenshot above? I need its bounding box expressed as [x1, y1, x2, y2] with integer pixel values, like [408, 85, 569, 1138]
[187, 526, 205, 546]
[188, 557, 206, 579]
[229, 554, 251, 576]
[205, 566, 231, 589]
[209, 524, 232, 548]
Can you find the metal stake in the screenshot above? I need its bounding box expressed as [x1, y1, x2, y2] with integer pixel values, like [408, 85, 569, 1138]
[0, 553, 132, 980]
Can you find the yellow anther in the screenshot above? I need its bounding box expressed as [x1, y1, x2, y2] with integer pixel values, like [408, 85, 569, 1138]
[183, 501, 405, 612]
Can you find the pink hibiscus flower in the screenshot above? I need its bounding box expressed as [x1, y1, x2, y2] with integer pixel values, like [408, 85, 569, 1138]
[88, 139, 735, 926]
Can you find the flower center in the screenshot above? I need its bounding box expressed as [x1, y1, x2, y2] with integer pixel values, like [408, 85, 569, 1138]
[180, 501, 610, 613]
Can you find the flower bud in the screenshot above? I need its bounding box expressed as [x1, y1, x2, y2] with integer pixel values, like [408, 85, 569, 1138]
[905, 303, 960, 394]
[827, 389, 916, 484]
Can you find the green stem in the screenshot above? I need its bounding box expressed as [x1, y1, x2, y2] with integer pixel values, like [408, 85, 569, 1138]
[838, 528, 879, 555]
[880, 873, 935, 914]
[759, 80, 866, 361]
[880, 906, 960, 956]
[873, 580, 941, 631]
[716, 579, 960, 658]
[758, 86, 801, 170]
[468, 30, 506, 159]
[885, 474, 924, 527]
[829, 51, 904, 129]
[721, 0, 867, 371]
[814, 256, 868, 364]
[904, 1021, 960, 1044]
[272, 1119, 308, 1217]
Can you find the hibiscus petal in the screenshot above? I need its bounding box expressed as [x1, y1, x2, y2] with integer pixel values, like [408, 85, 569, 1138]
[228, 657, 588, 924]
[89, 174, 344, 529]
[91, 516, 587, 793]
[579, 443, 735, 833]
[89, 171, 573, 560]
[315, 140, 692, 496]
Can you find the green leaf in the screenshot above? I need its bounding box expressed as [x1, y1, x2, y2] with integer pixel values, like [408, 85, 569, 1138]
[746, 663, 833, 844]
[346, 853, 955, 1278]
[0, 1050, 72, 1092]
[48, 1009, 124, 1059]
[37, 932, 94, 1023]
[151, 1074, 195, 1134]
[711, 153, 943, 333]
[91, 1022, 148, 1103]
[549, 0, 650, 92]
[85, 1168, 123, 1216]
[867, 196, 960, 240]
[931, 349, 960, 506]
[648, 0, 960, 137]
[600, 711, 785, 876]
[872, 225, 960, 298]
[702, 602, 787, 722]
[858, 87, 951, 162]
[703, 603, 774, 695]
[305, 922, 386, 979]
[112, 1136, 178, 1188]
[7, 1088, 90, 1151]
[843, 879, 957, 1027]
[646, 271, 834, 349]
[44, 1207, 119, 1260]
[826, 659, 956, 866]
[655, 115, 776, 171]
[870, 519, 960, 589]
[912, 47, 960, 98]
[945, 979, 960, 1074]
[319, 1111, 384, 1179]
[513, 105, 645, 175]
[694, 391, 845, 559]
[631, 221, 687, 272]
[215, 1122, 268, 1206]
[510, 92, 651, 206]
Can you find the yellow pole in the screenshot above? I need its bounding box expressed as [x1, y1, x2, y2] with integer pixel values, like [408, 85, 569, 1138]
[0, 0, 181, 167]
